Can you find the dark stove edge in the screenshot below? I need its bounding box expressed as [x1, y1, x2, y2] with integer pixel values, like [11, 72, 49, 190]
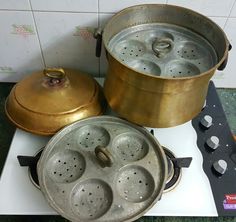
[192, 81, 236, 216]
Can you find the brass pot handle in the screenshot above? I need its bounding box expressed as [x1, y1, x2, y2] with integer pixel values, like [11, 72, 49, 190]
[43, 68, 66, 79]
[95, 146, 113, 168]
[217, 42, 232, 71]
[94, 28, 103, 58]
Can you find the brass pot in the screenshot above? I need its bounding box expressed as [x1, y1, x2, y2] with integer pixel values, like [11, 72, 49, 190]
[5, 68, 106, 135]
[97, 4, 231, 127]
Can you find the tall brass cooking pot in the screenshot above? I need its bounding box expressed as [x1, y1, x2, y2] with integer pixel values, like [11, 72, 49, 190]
[97, 4, 231, 127]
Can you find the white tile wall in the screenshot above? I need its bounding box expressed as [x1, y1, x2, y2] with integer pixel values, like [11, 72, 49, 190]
[99, 0, 166, 13]
[230, 1, 236, 16]
[34, 12, 99, 76]
[167, 0, 235, 16]
[30, 0, 98, 12]
[0, 11, 44, 82]
[99, 13, 114, 75]
[208, 17, 227, 29]
[0, 0, 30, 10]
[212, 18, 236, 88]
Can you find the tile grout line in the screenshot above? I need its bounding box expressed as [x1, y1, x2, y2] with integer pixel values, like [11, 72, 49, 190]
[208, 16, 229, 18]
[28, 0, 46, 67]
[32, 9, 98, 14]
[93, 11, 115, 14]
[0, 8, 30, 12]
[0, 8, 98, 14]
[223, 0, 236, 30]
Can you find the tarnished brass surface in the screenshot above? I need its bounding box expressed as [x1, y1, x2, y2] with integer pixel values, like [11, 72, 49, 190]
[103, 4, 230, 127]
[104, 56, 213, 127]
[5, 68, 106, 135]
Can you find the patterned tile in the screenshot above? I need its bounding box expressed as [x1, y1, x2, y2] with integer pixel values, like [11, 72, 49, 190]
[0, 10, 44, 82]
[34, 11, 99, 76]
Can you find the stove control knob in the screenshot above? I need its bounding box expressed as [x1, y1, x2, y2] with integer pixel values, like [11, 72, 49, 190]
[200, 115, 213, 128]
[206, 136, 219, 150]
[213, 159, 227, 175]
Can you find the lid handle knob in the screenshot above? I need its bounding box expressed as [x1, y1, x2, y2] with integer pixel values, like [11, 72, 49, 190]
[95, 146, 113, 168]
[43, 68, 66, 79]
[152, 38, 172, 57]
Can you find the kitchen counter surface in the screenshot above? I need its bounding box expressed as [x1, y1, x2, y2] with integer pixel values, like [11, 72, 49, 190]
[0, 82, 235, 222]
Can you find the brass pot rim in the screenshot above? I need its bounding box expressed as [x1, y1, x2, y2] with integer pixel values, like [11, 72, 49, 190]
[103, 3, 229, 81]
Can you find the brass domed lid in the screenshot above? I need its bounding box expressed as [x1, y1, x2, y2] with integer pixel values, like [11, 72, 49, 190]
[5, 68, 105, 135]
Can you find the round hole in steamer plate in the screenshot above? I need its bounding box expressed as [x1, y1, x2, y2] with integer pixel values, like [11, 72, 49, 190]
[71, 179, 113, 220]
[164, 60, 200, 77]
[47, 150, 85, 183]
[128, 59, 161, 76]
[176, 41, 205, 60]
[114, 39, 146, 59]
[76, 125, 110, 150]
[116, 165, 155, 203]
[113, 132, 149, 162]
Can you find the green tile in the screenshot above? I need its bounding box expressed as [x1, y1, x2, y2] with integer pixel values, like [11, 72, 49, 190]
[216, 88, 236, 135]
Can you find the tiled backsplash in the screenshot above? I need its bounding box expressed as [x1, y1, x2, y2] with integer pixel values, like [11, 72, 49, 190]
[0, 0, 236, 87]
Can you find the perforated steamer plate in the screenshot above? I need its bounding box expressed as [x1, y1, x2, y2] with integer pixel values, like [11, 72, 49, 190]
[108, 23, 218, 78]
[37, 116, 167, 222]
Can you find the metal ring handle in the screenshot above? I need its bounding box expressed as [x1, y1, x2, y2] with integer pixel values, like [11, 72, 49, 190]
[43, 68, 66, 79]
[152, 38, 172, 57]
[95, 146, 113, 167]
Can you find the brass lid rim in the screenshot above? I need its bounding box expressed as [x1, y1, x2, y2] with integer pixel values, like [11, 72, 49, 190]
[11, 82, 99, 116]
[5, 103, 105, 136]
